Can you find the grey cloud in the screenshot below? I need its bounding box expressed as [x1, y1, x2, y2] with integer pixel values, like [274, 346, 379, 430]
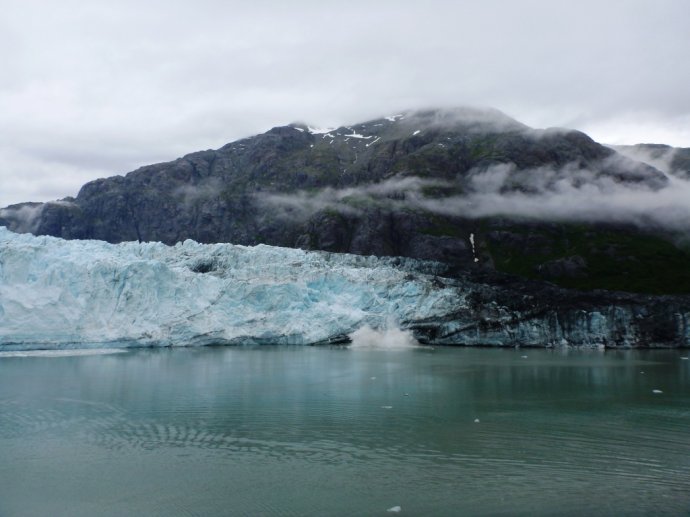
[420, 174, 690, 233]
[260, 159, 690, 234]
[612, 145, 678, 177]
[258, 176, 448, 220]
[0, 203, 45, 234]
[1, 0, 689, 207]
[173, 178, 225, 208]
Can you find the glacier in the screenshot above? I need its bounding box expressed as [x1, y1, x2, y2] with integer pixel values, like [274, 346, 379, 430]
[0, 227, 460, 349]
[1, 227, 689, 350]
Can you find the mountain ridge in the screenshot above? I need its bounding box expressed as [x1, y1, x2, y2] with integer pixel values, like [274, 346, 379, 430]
[2, 107, 689, 295]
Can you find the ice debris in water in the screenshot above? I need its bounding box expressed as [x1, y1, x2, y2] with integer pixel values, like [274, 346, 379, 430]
[0, 227, 458, 350]
[349, 319, 419, 349]
[652, 389, 663, 394]
[387, 506, 402, 513]
[474, 418, 480, 423]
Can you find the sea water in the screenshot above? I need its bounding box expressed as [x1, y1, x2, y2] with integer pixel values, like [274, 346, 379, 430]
[0, 346, 688, 516]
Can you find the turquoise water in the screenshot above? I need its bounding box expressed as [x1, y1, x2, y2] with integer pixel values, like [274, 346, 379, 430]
[0, 346, 689, 516]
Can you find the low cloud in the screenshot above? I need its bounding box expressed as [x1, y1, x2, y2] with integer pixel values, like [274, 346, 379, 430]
[258, 176, 448, 220]
[423, 175, 690, 232]
[258, 159, 690, 233]
[0, 199, 77, 234]
[173, 178, 225, 207]
[0, 203, 45, 233]
[612, 144, 685, 179]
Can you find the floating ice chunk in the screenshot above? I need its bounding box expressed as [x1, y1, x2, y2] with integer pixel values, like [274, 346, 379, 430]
[381, 405, 393, 409]
[387, 506, 401, 512]
[681, 357, 689, 360]
[521, 355, 528, 359]
[652, 389, 663, 394]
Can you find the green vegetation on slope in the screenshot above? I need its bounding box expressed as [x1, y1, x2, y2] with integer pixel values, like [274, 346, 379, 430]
[485, 222, 690, 294]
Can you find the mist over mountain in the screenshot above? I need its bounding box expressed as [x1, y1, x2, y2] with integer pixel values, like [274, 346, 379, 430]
[613, 143, 690, 181]
[2, 107, 690, 295]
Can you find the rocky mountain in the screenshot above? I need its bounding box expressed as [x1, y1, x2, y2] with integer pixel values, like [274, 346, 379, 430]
[2, 107, 690, 296]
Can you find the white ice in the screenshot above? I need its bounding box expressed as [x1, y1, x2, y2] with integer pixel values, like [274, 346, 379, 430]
[469, 233, 479, 263]
[307, 126, 336, 134]
[0, 227, 458, 350]
[343, 132, 373, 139]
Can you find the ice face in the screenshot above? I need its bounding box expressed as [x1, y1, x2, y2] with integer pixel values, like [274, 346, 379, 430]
[0, 227, 459, 349]
[3, 227, 689, 350]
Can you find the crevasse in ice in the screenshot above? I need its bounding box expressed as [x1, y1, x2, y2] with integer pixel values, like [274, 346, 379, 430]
[0, 227, 459, 349]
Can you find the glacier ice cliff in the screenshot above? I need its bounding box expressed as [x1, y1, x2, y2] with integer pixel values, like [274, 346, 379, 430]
[0, 227, 455, 348]
[0, 227, 689, 350]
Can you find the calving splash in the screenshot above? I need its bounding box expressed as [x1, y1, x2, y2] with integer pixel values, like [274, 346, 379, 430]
[0, 227, 458, 350]
[349, 319, 419, 349]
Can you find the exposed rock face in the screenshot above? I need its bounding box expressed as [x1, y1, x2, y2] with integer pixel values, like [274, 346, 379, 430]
[411, 272, 690, 347]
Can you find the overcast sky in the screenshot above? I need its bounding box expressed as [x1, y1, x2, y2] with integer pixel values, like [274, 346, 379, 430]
[1, 0, 689, 207]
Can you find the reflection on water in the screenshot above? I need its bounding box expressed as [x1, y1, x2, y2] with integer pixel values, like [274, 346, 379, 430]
[0, 346, 689, 516]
